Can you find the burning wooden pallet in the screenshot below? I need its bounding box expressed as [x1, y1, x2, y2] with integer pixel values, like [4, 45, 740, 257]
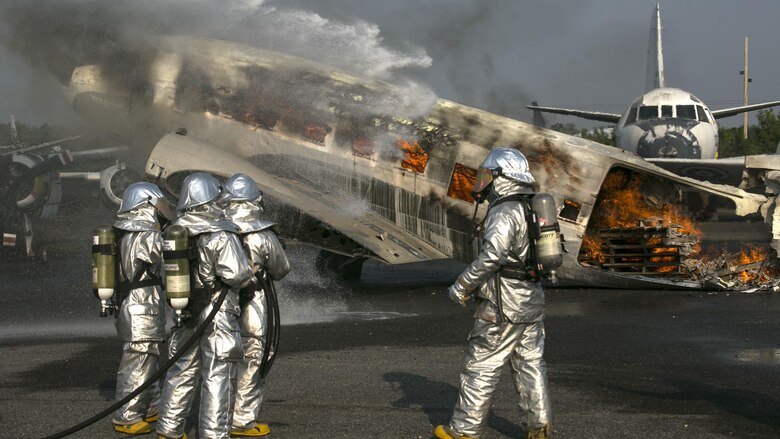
[595, 225, 696, 276]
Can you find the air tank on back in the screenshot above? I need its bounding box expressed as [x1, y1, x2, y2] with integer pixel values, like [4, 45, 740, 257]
[92, 225, 116, 317]
[531, 193, 565, 284]
[162, 224, 191, 327]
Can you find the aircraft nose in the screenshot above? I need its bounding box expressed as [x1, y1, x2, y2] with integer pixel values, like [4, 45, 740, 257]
[637, 125, 701, 159]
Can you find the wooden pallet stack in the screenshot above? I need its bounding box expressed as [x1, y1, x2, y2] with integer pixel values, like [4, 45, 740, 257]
[595, 225, 695, 276]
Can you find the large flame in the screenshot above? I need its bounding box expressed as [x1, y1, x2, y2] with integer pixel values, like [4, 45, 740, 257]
[590, 172, 701, 242]
[581, 171, 702, 274]
[580, 170, 779, 287]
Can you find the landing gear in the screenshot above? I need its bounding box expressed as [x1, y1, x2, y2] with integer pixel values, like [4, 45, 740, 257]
[315, 250, 366, 281]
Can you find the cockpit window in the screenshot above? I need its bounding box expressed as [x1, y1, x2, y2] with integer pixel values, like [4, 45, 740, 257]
[625, 107, 638, 124]
[661, 105, 673, 117]
[676, 105, 696, 120]
[696, 105, 710, 123]
[638, 106, 658, 120]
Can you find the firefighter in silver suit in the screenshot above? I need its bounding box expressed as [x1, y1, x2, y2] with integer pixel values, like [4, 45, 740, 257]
[221, 174, 290, 437]
[435, 148, 553, 439]
[112, 182, 173, 435]
[156, 172, 253, 439]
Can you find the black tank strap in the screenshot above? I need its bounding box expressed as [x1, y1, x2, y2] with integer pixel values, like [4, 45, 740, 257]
[91, 244, 115, 255]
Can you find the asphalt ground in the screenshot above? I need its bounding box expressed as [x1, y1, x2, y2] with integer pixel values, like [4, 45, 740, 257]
[2, 184, 780, 439]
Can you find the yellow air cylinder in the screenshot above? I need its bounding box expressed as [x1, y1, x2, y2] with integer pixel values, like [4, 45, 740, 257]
[92, 225, 116, 316]
[163, 225, 191, 322]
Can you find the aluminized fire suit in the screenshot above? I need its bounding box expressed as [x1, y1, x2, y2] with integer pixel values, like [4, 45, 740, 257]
[111, 182, 171, 435]
[438, 148, 552, 439]
[221, 174, 291, 436]
[156, 173, 253, 439]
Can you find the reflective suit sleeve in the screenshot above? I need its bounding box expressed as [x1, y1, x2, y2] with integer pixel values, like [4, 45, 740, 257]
[137, 231, 163, 265]
[216, 232, 253, 288]
[457, 205, 523, 292]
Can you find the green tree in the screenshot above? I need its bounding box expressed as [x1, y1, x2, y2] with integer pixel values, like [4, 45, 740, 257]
[581, 127, 616, 146]
[718, 109, 780, 158]
[549, 122, 579, 136]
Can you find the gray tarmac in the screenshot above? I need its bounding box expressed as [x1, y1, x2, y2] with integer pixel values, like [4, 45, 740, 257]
[2, 188, 780, 439]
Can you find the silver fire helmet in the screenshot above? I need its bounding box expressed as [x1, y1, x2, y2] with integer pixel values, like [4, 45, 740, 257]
[222, 173, 261, 202]
[473, 147, 535, 189]
[118, 182, 172, 219]
[176, 172, 222, 212]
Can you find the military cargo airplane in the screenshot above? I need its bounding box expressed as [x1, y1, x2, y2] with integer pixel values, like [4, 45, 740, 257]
[527, 4, 780, 169]
[60, 34, 780, 290]
[0, 116, 137, 260]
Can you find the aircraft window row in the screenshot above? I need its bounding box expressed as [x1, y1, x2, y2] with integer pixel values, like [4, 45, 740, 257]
[626, 104, 711, 123]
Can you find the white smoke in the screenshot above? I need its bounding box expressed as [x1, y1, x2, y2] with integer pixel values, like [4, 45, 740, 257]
[1, 0, 438, 123]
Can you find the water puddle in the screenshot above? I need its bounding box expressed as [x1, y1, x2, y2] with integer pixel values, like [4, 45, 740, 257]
[730, 348, 780, 365]
[284, 310, 416, 325]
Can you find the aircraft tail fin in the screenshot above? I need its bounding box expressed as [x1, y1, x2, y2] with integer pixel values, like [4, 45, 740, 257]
[645, 3, 665, 91]
[10, 115, 19, 145]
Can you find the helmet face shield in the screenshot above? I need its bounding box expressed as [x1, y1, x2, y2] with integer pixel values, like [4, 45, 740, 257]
[471, 167, 497, 203]
[154, 197, 173, 221]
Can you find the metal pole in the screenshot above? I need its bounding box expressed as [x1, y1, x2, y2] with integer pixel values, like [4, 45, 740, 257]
[743, 36, 749, 140]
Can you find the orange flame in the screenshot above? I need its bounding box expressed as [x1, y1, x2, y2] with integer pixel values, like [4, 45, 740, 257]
[581, 235, 606, 264]
[399, 139, 429, 173]
[732, 245, 767, 282]
[447, 163, 477, 202]
[580, 171, 701, 274]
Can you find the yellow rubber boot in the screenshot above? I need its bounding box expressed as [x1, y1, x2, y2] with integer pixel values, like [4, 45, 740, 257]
[526, 424, 552, 439]
[434, 424, 475, 439]
[113, 420, 151, 435]
[144, 413, 158, 423]
[231, 423, 271, 436]
[157, 434, 187, 439]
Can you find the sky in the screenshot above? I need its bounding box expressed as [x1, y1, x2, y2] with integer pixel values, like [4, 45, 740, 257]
[1, 0, 778, 130]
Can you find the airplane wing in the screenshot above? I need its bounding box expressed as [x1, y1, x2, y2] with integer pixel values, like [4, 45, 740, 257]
[1, 135, 83, 156]
[525, 105, 621, 124]
[648, 157, 746, 186]
[711, 100, 780, 119]
[144, 133, 449, 265]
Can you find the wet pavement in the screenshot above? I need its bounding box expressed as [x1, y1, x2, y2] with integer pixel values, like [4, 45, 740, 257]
[2, 189, 780, 438]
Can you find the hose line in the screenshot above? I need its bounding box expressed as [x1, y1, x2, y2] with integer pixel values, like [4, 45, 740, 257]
[41, 286, 231, 439]
[259, 275, 280, 379]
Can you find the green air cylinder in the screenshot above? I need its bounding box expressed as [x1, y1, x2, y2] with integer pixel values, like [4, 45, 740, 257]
[531, 193, 564, 282]
[92, 225, 116, 314]
[162, 225, 191, 316]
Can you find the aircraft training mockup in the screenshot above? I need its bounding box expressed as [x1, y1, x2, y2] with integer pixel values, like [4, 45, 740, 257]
[58, 34, 780, 291]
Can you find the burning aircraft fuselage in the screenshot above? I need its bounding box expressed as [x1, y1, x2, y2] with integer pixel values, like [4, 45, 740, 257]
[64, 36, 777, 289]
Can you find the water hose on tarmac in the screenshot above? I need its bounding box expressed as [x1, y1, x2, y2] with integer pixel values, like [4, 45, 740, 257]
[40, 286, 231, 439]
